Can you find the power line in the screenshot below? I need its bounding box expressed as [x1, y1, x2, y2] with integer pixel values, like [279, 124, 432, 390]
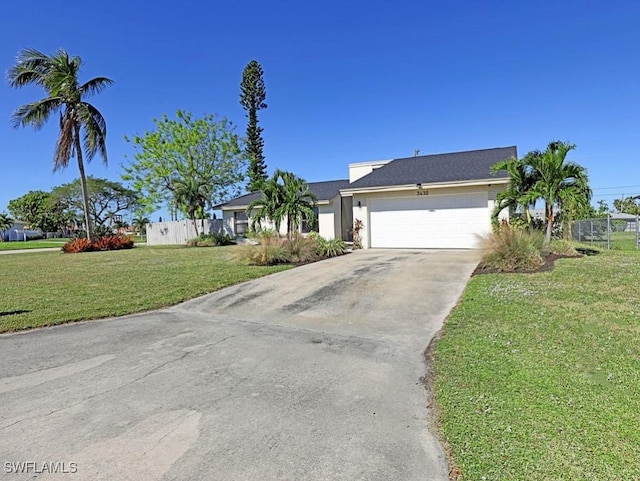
[592, 185, 640, 191]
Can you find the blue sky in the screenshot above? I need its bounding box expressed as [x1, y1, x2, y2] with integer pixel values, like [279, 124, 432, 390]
[1, 0, 639, 220]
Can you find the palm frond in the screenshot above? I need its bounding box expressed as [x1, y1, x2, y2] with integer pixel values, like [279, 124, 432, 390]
[10, 97, 62, 129]
[80, 77, 114, 97]
[6, 48, 51, 88]
[78, 103, 108, 163]
[53, 114, 75, 171]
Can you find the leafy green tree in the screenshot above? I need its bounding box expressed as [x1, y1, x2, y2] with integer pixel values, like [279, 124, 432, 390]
[7, 48, 113, 239]
[123, 110, 246, 217]
[613, 196, 640, 215]
[247, 170, 316, 238]
[0, 213, 14, 237]
[51, 177, 141, 228]
[522, 141, 591, 247]
[8, 190, 70, 233]
[240, 60, 268, 191]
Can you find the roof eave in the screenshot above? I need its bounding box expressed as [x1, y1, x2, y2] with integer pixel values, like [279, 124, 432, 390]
[219, 199, 332, 210]
[341, 177, 510, 195]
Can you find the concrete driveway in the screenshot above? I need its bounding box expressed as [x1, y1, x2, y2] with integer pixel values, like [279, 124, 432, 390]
[0, 249, 478, 480]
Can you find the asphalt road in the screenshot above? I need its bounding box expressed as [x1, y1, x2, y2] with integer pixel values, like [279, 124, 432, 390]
[0, 249, 478, 481]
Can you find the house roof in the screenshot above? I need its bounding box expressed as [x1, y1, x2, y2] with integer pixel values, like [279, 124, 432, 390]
[346, 146, 517, 190]
[217, 179, 350, 208]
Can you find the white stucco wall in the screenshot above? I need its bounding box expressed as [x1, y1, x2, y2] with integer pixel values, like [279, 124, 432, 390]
[348, 160, 390, 182]
[317, 204, 336, 239]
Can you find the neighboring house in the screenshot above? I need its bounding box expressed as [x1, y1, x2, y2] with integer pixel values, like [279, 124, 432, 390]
[1, 221, 42, 241]
[218, 146, 516, 249]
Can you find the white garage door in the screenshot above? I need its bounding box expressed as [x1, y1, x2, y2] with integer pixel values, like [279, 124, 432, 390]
[369, 192, 490, 249]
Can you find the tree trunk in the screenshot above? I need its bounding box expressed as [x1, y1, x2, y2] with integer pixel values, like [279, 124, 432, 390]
[544, 204, 553, 247]
[74, 127, 94, 240]
[192, 216, 200, 236]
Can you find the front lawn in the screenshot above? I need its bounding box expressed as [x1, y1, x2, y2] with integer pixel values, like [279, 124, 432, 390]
[0, 246, 291, 333]
[0, 238, 71, 250]
[434, 250, 640, 480]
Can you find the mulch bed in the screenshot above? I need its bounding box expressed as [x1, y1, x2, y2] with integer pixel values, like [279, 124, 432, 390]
[473, 253, 582, 276]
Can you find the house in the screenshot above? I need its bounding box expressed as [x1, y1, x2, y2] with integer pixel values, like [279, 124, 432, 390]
[217, 146, 516, 249]
[218, 179, 351, 238]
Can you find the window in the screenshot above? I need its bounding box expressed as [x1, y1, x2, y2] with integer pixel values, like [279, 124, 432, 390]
[301, 207, 319, 233]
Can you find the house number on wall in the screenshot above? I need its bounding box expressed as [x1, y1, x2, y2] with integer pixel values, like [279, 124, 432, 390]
[416, 190, 429, 196]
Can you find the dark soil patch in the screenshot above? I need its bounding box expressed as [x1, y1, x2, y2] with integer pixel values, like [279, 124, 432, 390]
[473, 253, 582, 276]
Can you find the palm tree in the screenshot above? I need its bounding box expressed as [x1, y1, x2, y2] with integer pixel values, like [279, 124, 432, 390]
[246, 170, 317, 238]
[132, 215, 150, 235]
[491, 156, 537, 224]
[246, 170, 286, 233]
[274, 171, 317, 238]
[0, 213, 13, 241]
[173, 176, 212, 236]
[8, 48, 113, 240]
[523, 141, 591, 247]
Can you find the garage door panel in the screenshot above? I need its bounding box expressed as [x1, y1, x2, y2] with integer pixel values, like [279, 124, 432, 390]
[369, 193, 489, 249]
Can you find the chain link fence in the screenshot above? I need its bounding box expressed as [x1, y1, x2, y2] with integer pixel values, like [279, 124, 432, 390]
[571, 214, 639, 250]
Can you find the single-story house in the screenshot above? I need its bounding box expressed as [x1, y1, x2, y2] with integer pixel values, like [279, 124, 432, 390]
[217, 146, 516, 249]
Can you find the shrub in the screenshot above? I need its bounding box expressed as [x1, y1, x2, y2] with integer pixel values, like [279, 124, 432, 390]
[62, 234, 134, 254]
[92, 234, 135, 251]
[480, 223, 545, 272]
[549, 239, 579, 257]
[316, 237, 348, 258]
[93, 224, 114, 237]
[353, 219, 364, 249]
[62, 237, 94, 253]
[187, 232, 235, 247]
[282, 233, 319, 263]
[236, 231, 287, 266]
[236, 231, 348, 266]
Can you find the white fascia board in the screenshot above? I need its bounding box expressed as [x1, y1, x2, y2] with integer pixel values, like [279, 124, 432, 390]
[348, 159, 392, 168]
[340, 178, 509, 195]
[220, 205, 249, 211]
[222, 200, 331, 210]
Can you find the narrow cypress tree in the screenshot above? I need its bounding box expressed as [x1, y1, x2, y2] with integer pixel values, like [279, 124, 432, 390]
[240, 60, 268, 192]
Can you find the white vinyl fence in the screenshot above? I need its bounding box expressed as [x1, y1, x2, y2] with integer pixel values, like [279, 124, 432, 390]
[146, 219, 225, 246]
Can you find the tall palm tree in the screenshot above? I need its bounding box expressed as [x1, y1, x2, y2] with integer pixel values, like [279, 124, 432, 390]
[523, 141, 591, 247]
[8, 48, 113, 240]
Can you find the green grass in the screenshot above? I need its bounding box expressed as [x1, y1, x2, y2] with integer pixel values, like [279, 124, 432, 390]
[0, 238, 71, 250]
[611, 231, 639, 250]
[0, 245, 291, 332]
[434, 250, 640, 480]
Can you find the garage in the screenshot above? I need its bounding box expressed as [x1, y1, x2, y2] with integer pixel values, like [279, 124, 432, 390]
[368, 192, 491, 249]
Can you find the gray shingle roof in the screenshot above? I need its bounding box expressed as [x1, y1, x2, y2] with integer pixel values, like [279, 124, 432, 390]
[217, 179, 350, 208]
[346, 146, 517, 190]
